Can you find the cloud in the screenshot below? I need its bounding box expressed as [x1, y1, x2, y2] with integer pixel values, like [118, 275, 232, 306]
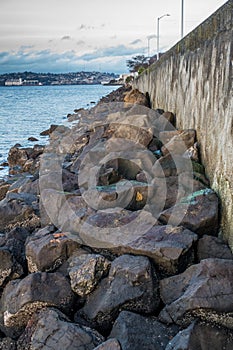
[79, 44, 145, 61]
[76, 40, 85, 46]
[79, 24, 94, 30]
[130, 39, 142, 45]
[61, 35, 71, 40]
[0, 45, 141, 74]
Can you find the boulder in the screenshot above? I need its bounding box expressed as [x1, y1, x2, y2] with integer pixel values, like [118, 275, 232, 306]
[109, 311, 178, 350]
[0, 272, 75, 337]
[0, 195, 37, 232]
[68, 253, 111, 297]
[93, 339, 121, 350]
[77, 255, 159, 333]
[26, 228, 80, 272]
[4, 227, 30, 271]
[112, 225, 197, 276]
[159, 258, 233, 329]
[0, 248, 23, 287]
[165, 321, 233, 350]
[17, 308, 104, 350]
[197, 235, 233, 261]
[159, 189, 219, 236]
[124, 89, 150, 107]
[161, 130, 196, 156]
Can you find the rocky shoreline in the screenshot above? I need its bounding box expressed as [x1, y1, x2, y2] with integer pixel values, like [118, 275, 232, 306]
[0, 86, 233, 349]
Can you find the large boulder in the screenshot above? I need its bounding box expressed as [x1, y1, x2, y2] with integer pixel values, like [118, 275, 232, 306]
[109, 311, 178, 350]
[165, 321, 233, 350]
[77, 255, 160, 333]
[111, 225, 198, 276]
[0, 272, 75, 337]
[26, 227, 80, 272]
[159, 189, 219, 236]
[0, 193, 39, 232]
[197, 235, 233, 261]
[123, 89, 150, 107]
[17, 308, 104, 350]
[159, 258, 233, 329]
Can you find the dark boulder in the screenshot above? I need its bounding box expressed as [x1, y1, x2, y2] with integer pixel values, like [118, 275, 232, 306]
[197, 235, 233, 261]
[0, 272, 75, 337]
[77, 254, 159, 333]
[26, 227, 80, 272]
[17, 308, 104, 350]
[109, 311, 178, 350]
[111, 225, 197, 276]
[159, 258, 233, 329]
[159, 189, 219, 236]
[165, 321, 233, 350]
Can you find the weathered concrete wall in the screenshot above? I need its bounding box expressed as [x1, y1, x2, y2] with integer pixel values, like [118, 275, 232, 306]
[134, 1, 233, 247]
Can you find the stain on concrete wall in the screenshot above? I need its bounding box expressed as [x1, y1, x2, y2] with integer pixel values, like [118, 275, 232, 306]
[134, 1, 233, 248]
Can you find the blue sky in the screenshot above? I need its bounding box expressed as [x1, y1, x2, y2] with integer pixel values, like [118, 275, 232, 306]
[0, 0, 227, 74]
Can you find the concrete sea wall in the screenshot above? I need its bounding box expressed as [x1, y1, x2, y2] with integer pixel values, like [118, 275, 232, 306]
[134, 1, 233, 247]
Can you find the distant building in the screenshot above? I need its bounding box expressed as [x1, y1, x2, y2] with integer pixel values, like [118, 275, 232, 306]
[120, 72, 138, 83]
[23, 80, 42, 86]
[5, 78, 23, 86]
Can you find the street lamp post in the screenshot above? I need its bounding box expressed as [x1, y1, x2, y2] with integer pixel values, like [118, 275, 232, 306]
[181, 0, 184, 38]
[157, 14, 170, 61]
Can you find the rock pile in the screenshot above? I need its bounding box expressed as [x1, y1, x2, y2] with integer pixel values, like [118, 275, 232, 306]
[0, 87, 232, 349]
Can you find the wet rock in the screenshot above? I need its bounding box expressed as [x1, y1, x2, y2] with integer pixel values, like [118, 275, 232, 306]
[159, 258, 233, 329]
[26, 228, 80, 272]
[40, 124, 58, 136]
[124, 89, 150, 107]
[17, 308, 104, 350]
[159, 189, 219, 236]
[112, 225, 197, 276]
[28, 137, 38, 142]
[0, 248, 23, 287]
[165, 321, 233, 350]
[197, 235, 233, 261]
[68, 253, 111, 297]
[94, 338, 121, 350]
[77, 254, 159, 333]
[109, 311, 178, 350]
[0, 272, 75, 337]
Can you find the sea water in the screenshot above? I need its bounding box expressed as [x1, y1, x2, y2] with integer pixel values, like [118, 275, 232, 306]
[0, 84, 119, 178]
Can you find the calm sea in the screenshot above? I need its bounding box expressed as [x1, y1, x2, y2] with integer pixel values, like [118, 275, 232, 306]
[0, 84, 119, 178]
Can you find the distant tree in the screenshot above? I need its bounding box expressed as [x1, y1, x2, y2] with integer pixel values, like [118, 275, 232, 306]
[126, 55, 149, 73]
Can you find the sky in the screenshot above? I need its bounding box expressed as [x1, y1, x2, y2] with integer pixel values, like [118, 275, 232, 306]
[0, 0, 228, 74]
